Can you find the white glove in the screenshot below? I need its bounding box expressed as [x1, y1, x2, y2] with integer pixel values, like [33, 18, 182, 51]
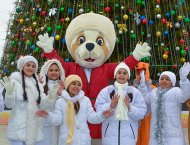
[139, 71, 146, 87]
[132, 42, 151, 60]
[0, 77, 15, 96]
[36, 33, 54, 53]
[179, 62, 190, 81]
[47, 84, 58, 101]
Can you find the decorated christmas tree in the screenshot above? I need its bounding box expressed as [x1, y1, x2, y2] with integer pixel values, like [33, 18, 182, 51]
[0, 0, 190, 80]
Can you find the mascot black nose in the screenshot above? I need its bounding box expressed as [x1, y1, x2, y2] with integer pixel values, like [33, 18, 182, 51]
[86, 43, 95, 51]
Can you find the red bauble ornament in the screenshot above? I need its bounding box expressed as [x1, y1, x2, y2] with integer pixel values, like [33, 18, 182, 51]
[173, 64, 177, 69]
[22, 37, 26, 41]
[104, 6, 111, 13]
[142, 19, 147, 25]
[60, 18, 65, 22]
[33, 32, 37, 36]
[165, 51, 169, 55]
[41, 11, 46, 16]
[180, 39, 185, 45]
[15, 33, 19, 38]
[161, 18, 167, 24]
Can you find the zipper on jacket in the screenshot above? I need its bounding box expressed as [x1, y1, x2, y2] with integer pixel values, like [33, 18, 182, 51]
[130, 124, 135, 139]
[104, 123, 110, 137]
[118, 121, 121, 145]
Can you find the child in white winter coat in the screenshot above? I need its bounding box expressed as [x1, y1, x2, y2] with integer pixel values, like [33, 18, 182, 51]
[38, 59, 65, 145]
[0, 55, 46, 145]
[95, 62, 147, 145]
[140, 70, 189, 145]
[36, 74, 113, 145]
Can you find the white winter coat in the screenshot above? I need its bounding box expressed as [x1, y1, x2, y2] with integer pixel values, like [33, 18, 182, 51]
[143, 87, 188, 145]
[4, 72, 46, 144]
[95, 85, 147, 145]
[180, 78, 190, 99]
[39, 80, 60, 145]
[46, 90, 105, 145]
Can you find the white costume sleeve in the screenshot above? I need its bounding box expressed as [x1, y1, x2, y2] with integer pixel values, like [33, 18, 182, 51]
[46, 98, 63, 126]
[95, 87, 112, 113]
[128, 90, 147, 121]
[180, 79, 190, 99]
[4, 80, 16, 109]
[174, 87, 190, 103]
[86, 98, 105, 124]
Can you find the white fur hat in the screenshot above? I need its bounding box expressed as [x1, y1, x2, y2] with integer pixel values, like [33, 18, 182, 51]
[159, 71, 176, 87]
[65, 12, 116, 51]
[17, 55, 38, 73]
[40, 59, 65, 86]
[114, 62, 130, 79]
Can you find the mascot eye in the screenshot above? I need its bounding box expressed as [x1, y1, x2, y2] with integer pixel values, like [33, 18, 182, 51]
[96, 37, 104, 46]
[78, 36, 85, 44]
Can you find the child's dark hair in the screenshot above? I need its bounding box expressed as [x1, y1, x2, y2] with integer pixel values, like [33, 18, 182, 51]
[74, 101, 80, 114]
[22, 70, 41, 105]
[43, 63, 61, 95]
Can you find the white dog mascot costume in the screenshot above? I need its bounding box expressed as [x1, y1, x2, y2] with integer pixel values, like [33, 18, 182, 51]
[37, 12, 151, 138]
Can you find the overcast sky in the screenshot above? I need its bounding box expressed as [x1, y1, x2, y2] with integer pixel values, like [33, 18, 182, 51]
[0, 0, 16, 59]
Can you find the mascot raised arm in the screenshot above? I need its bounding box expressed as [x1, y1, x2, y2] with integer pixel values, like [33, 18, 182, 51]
[37, 12, 151, 139]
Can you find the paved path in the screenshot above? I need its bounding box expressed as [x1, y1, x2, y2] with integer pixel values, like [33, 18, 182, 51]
[0, 125, 188, 145]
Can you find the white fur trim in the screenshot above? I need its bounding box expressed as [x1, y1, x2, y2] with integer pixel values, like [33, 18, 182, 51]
[17, 55, 38, 73]
[159, 71, 176, 87]
[114, 62, 131, 78]
[40, 59, 65, 86]
[65, 12, 116, 53]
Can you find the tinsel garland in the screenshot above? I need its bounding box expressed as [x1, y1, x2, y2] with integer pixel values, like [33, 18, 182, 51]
[153, 88, 169, 145]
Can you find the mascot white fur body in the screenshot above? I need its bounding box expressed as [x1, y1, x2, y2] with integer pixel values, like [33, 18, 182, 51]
[37, 13, 151, 138]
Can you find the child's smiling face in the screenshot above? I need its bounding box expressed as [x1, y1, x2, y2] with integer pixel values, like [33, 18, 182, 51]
[159, 75, 173, 89]
[115, 68, 129, 84]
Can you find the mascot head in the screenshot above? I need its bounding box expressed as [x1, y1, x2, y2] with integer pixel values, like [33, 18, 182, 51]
[65, 13, 116, 68]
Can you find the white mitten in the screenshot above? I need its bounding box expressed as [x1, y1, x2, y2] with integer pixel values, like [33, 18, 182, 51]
[179, 62, 190, 81]
[36, 33, 54, 53]
[132, 42, 151, 60]
[47, 84, 58, 101]
[0, 77, 15, 96]
[139, 71, 146, 87]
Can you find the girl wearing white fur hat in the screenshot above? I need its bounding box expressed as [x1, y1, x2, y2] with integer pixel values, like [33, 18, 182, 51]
[95, 62, 147, 145]
[139, 70, 190, 145]
[38, 59, 65, 145]
[0, 55, 46, 145]
[36, 74, 113, 145]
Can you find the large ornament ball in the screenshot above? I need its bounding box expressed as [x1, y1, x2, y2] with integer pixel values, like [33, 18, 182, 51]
[114, 20, 118, 24]
[156, 31, 161, 37]
[55, 35, 60, 40]
[33, 22, 37, 27]
[65, 17, 70, 22]
[79, 8, 84, 14]
[175, 46, 180, 51]
[163, 54, 168, 59]
[178, 15, 183, 21]
[104, 6, 111, 13]
[174, 22, 180, 28]
[156, 14, 161, 19]
[123, 14, 128, 20]
[180, 49, 186, 56]
[147, 34, 151, 38]
[181, 57, 186, 63]
[173, 64, 177, 69]
[20, 19, 24, 24]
